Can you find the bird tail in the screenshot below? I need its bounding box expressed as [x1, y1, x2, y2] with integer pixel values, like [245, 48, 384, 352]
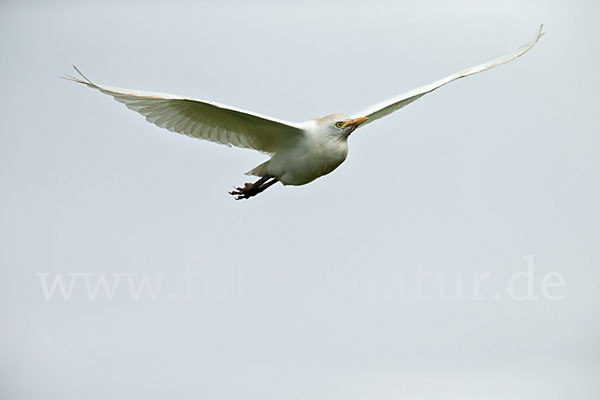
[245, 160, 270, 177]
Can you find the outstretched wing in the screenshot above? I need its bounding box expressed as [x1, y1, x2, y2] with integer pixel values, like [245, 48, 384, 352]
[353, 25, 544, 125]
[64, 67, 304, 153]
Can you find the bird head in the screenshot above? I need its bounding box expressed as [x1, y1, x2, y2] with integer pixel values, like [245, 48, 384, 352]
[313, 114, 368, 139]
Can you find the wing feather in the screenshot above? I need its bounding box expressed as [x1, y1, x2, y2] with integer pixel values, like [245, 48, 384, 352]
[354, 25, 544, 125]
[64, 67, 304, 153]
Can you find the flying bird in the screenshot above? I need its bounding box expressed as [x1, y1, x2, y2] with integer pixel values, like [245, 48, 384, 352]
[65, 25, 543, 200]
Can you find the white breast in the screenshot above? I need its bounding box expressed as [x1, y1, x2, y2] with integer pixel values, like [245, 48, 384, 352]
[265, 123, 349, 186]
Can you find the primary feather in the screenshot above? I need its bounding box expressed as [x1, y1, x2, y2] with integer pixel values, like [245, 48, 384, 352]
[63, 67, 303, 154]
[353, 25, 544, 125]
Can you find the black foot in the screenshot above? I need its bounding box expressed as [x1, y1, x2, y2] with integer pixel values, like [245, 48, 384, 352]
[229, 176, 279, 200]
[229, 183, 260, 200]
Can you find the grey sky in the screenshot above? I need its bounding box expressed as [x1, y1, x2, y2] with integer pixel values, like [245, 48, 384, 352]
[1, 1, 599, 399]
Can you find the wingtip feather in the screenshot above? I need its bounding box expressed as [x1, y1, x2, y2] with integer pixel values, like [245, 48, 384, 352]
[536, 24, 545, 42]
[61, 73, 86, 84]
[72, 65, 94, 84]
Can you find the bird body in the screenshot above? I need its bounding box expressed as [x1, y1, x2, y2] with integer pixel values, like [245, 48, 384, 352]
[255, 115, 351, 186]
[64, 25, 544, 199]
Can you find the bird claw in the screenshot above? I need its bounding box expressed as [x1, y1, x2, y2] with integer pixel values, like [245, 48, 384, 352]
[229, 176, 278, 200]
[229, 183, 257, 200]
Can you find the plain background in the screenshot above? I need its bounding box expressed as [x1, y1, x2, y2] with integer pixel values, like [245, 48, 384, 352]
[1, 0, 599, 399]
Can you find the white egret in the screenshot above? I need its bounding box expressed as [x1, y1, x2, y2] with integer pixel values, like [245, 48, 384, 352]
[65, 25, 544, 199]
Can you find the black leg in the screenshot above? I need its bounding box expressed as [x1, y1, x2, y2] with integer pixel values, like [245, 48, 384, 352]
[229, 176, 279, 200]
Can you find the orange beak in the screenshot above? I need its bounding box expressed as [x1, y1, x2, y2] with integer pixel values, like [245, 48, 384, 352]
[342, 116, 368, 128]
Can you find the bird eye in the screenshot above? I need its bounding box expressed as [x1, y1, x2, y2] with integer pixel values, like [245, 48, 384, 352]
[335, 121, 344, 128]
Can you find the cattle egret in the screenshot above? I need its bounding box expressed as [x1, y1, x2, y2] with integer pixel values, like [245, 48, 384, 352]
[64, 25, 543, 200]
